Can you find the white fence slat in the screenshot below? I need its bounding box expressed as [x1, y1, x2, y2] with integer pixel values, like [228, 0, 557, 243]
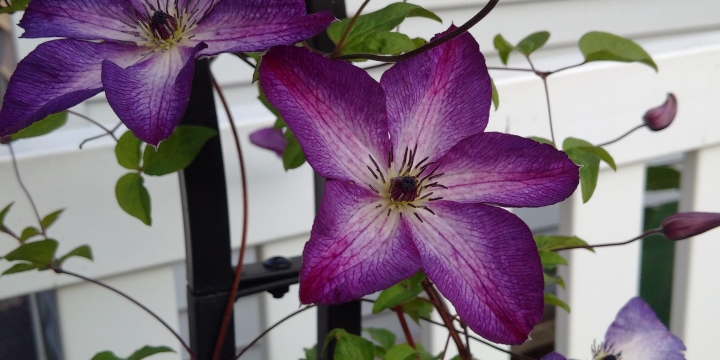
[556, 164, 645, 358]
[670, 144, 720, 359]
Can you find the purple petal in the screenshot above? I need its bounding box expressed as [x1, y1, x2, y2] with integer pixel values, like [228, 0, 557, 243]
[260, 46, 391, 184]
[0, 39, 144, 137]
[604, 297, 686, 359]
[20, 0, 138, 41]
[661, 212, 720, 240]
[102, 43, 206, 145]
[436, 132, 579, 207]
[644, 93, 677, 131]
[405, 201, 544, 344]
[380, 28, 491, 163]
[190, 0, 335, 55]
[299, 180, 421, 304]
[249, 127, 287, 156]
[539, 352, 567, 360]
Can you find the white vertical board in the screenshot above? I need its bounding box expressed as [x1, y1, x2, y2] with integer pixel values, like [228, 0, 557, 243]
[57, 265, 182, 360]
[556, 164, 645, 358]
[670, 144, 720, 359]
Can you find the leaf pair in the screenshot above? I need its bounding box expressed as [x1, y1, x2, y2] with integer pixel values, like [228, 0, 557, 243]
[494, 31, 550, 64]
[563, 137, 617, 203]
[2, 240, 92, 276]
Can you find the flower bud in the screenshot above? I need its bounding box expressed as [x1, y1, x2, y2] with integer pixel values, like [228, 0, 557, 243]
[0, 136, 10, 145]
[249, 127, 287, 157]
[660, 212, 720, 240]
[643, 93, 677, 131]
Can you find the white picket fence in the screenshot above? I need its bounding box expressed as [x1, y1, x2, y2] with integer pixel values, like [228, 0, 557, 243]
[1, 1, 720, 359]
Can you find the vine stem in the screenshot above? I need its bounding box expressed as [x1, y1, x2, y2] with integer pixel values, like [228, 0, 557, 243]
[67, 110, 118, 141]
[79, 122, 122, 149]
[210, 75, 250, 360]
[53, 267, 196, 359]
[235, 305, 316, 359]
[554, 229, 662, 251]
[394, 305, 421, 360]
[331, 0, 371, 57]
[336, 0, 500, 62]
[421, 279, 471, 360]
[8, 143, 44, 234]
[596, 124, 645, 147]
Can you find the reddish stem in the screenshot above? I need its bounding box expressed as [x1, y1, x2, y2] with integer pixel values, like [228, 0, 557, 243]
[422, 279, 470, 360]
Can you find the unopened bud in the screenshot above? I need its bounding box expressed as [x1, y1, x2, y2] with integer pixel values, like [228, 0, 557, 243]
[660, 212, 720, 240]
[249, 127, 287, 157]
[0, 135, 10, 145]
[643, 93, 677, 131]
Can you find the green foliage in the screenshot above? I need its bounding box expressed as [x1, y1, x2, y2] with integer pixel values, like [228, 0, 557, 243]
[324, 329, 375, 360]
[365, 328, 396, 351]
[142, 125, 217, 176]
[283, 128, 307, 170]
[400, 298, 433, 325]
[20, 226, 41, 241]
[91, 345, 175, 360]
[301, 346, 317, 360]
[327, 3, 441, 56]
[544, 273, 565, 289]
[2, 263, 40, 275]
[563, 137, 617, 203]
[3, 239, 58, 269]
[535, 235, 592, 252]
[0, 203, 12, 226]
[528, 136, 555, 147]
[646, 166, 680, 191]
[490, 78, 499, 111]
[41, 209, 64, 230]
[116, 131, 143, 170]
[10, 112, 68, 141]
[578, 31, 657, 71]
[0, 0, 30, 14]
[384, 344, 417, 360]
[373, 271, 425, 314]
[493, 31, 550, 64]
[544, 293, 570, 313]
[58, 245, 93, 264]
[116, 173, 152, 225]
[538, 251, 567, 269]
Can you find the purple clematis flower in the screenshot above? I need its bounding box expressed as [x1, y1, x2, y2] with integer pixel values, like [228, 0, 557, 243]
[541, 297, 686, 360]
[259, 30, 579, 344]
[0, 0, 334, 145]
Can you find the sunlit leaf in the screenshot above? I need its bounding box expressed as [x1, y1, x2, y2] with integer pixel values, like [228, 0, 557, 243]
[535, 235, 593, 252]
[565, 148, 600, 203]
[373, 271, 425, 314]
[115, 173, 152, 225]
[579, 31, 657, 71]
[20, 226, 41, 241]
[365, 328, 396, 351]
[116, 131, 143, 170]
[4, 239, 58, 266]
[142, 125, 217, 176]
[0, 0, 30, 14]
[41, 209, 64, 230]
[493, 34, 514, 65]
[544, 293, 570, 313]
[515, 31, 550, 56]
[384, 343, 417, 360]
[58, 245, 93, 264]
[490, 78, 499, 111]
[10, 112, 68, 141]
[538, 250, 567, 269]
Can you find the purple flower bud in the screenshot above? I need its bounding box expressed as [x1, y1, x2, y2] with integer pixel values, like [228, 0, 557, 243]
[660, 212, 720, 240]
[0, 135, 10, 144]
[643, 93, 677, 131]
[249, 127, 287, 157]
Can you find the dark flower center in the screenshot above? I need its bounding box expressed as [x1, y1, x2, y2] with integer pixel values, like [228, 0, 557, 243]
[150, 10, 178, 40]
[389, 176, 419, 202]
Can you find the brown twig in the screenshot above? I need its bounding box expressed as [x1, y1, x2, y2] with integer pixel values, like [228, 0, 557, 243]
[394, 305, 421, 360]
[422, 279, 471, 360]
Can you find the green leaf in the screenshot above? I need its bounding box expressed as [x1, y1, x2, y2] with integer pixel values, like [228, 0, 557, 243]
[528, 136, 555, 147]
[20, 226, 41, 241]
[301, 345, 318, 360]
[116, 131, 143, 170]
[411, 37, 427, 48]
[535, 235, 592, 252]
[142, 125, 217, 176]
[562, 137, 593, 150]
[2, 262, 39, 276]
[324, 329, 375, 360]
[490, 78, 499, 111]
[384, 344, 417, 360]
[0, 0, 30, 14]
[4, 239, 58, 266]
[243, 52, 262, 83]
[373, 271, 425, 314]
[365, 328, 396, 351]
[283, 128, 307, 170]
[327, 3, 441, 56]
[646, 166, 681, 191]
[544, 293, 570, 313]
[565, 147, 600, 203]
[401, 298, 433, 325]
[493, 34, 514, 65]
[91, 345, 174, 360]
[544, 273, 566, 289]
[115, 173, 152, 225]
[11, 112, 68, 141]
[58, 245, 93, 264]
[576, 146, 616, 171]
[579, 31, 657, 71]
[538, 250, 567, 269]
[0, 203, 12, 225]
[515, 31, 550, 56]
[41, 209, 64, 230]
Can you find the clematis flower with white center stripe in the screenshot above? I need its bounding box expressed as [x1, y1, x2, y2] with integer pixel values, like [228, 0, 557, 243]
[541, 297, 686, 360]
[260, 29, 580, 344]
[0, 0, 334, 145]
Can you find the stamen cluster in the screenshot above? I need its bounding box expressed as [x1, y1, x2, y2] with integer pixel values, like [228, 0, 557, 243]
[592, 341, 622, 360]
[123, 0, 207, 51]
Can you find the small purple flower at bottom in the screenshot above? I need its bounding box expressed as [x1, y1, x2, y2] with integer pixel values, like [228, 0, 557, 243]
[0, 0, 334, 145]
[541, 297, 686, 360]
[260, 28, 579, 344]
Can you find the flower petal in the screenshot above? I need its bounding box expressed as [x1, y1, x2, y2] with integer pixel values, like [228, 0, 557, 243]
[0, 40, 144, 137]
[405, 201, 544, 344]
[101, 43, 207, 145]
[604, 297, 686, 360]
[20, 0, 138, 41]
[249, 127, 287, 156]
[190, 0, 335, 55]
[436, 133, 579, 207]
[380, 29, 491, 163]
[260, 46, 391, 184]
[300, 180, 421, 304]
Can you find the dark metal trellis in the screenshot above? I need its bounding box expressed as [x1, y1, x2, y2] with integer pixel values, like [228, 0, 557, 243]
[179, 1, 357, 359]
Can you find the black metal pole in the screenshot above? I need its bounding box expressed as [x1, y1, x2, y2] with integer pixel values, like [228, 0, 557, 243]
[179, 59, 236, 360]
[303, 1, 360, 359]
